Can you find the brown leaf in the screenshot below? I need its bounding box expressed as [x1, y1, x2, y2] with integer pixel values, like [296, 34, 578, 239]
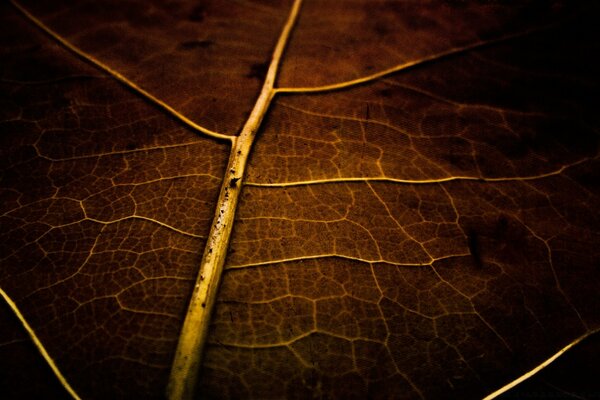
[1, 0, 599, 399]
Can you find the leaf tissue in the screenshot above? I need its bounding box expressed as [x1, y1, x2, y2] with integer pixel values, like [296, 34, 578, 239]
[1, 0, 599, 399]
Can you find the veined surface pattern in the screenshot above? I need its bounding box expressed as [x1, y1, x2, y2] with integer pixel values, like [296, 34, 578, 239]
[1, 0, 599, 399]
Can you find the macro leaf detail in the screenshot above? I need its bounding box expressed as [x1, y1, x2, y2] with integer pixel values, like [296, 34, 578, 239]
[1, 1, 599, 399]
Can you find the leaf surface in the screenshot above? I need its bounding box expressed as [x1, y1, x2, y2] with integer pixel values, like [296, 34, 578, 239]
[1, 0, 599, 399]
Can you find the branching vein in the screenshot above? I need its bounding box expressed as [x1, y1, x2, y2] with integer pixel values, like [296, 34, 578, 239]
[166, 1, 303, 399]
[275, 25, 557, 94]
[10, 0, 232, 143]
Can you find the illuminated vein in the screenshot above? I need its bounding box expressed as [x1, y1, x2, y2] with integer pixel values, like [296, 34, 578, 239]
[10, 0, 232, 142]
[84, 216, 205, 239]
[277, 100, 412, 136]
[430, 265, 512, 352]
[166, 1, 303, 399]
[0, 287, 82, 400]
[226, 253, 470, 270]
[276, 25, 557, 94]
[12, 215, 205, 241]
[7, 2, 595, 399]
[244, 157, 595, 187]
[278, 93, 542, 131]
[483, 328, 600, 400]
[34, 140, 217, 162]
[212, 329, 396, 350]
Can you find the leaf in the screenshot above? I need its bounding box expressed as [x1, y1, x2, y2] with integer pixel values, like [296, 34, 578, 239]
[1, 0, 599, 399]
[496, 332, 600, 399]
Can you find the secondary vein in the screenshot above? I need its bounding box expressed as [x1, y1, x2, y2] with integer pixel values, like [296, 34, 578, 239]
[10, 0, 232, 142]
[0, 287, 82, 400]
[275, 24, 559, 94]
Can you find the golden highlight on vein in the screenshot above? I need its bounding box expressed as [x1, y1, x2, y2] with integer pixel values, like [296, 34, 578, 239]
[243, 157, 595, 187]
[483, 329, 600, 400]
[0, 287, 82, 400]
[275, 24, 558, 94]
[166, 1, 304, 399]
[10, 0, 232, 142]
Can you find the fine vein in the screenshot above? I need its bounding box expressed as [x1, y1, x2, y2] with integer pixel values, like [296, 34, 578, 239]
[10, 0, 232, 142]
[166, 1, 303, 399]
[275, 25, 557, 94]
[0, 287, 82, 400]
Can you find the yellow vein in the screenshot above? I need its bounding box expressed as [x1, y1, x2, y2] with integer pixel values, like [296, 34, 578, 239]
[275, 26, 555, 94]
[210, 331, 314, 349]
[34, 214, 205, 239]
[244, 157, 594, 187]
[366, 181, 427, 255]
[483, 328, 600, 400]
[219, 294, 318, 305]
[278, 101, 411, 136]
[35, 141, 220, 162]
[85, 216, 205, 239]
[10, 0, 232, 142]
[431, 265, 513, 352]
[277, 99, 537, 140]
[225, 253, 470, 270]
[214, 330, 387, 350]
[0, 287, 82, 400]
[166, 1, 303, 399]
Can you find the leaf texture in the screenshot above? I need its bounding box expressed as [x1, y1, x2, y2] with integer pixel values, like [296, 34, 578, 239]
[13, 0, 293, 135]
[1, 3, 229, 397]
[1, 0, 599, 399]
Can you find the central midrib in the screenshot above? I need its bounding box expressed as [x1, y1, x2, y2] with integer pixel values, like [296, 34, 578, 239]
[165, 1, 304, 399]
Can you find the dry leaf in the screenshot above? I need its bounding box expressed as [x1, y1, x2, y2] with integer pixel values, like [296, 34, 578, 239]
[1, 0, 599, 399]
